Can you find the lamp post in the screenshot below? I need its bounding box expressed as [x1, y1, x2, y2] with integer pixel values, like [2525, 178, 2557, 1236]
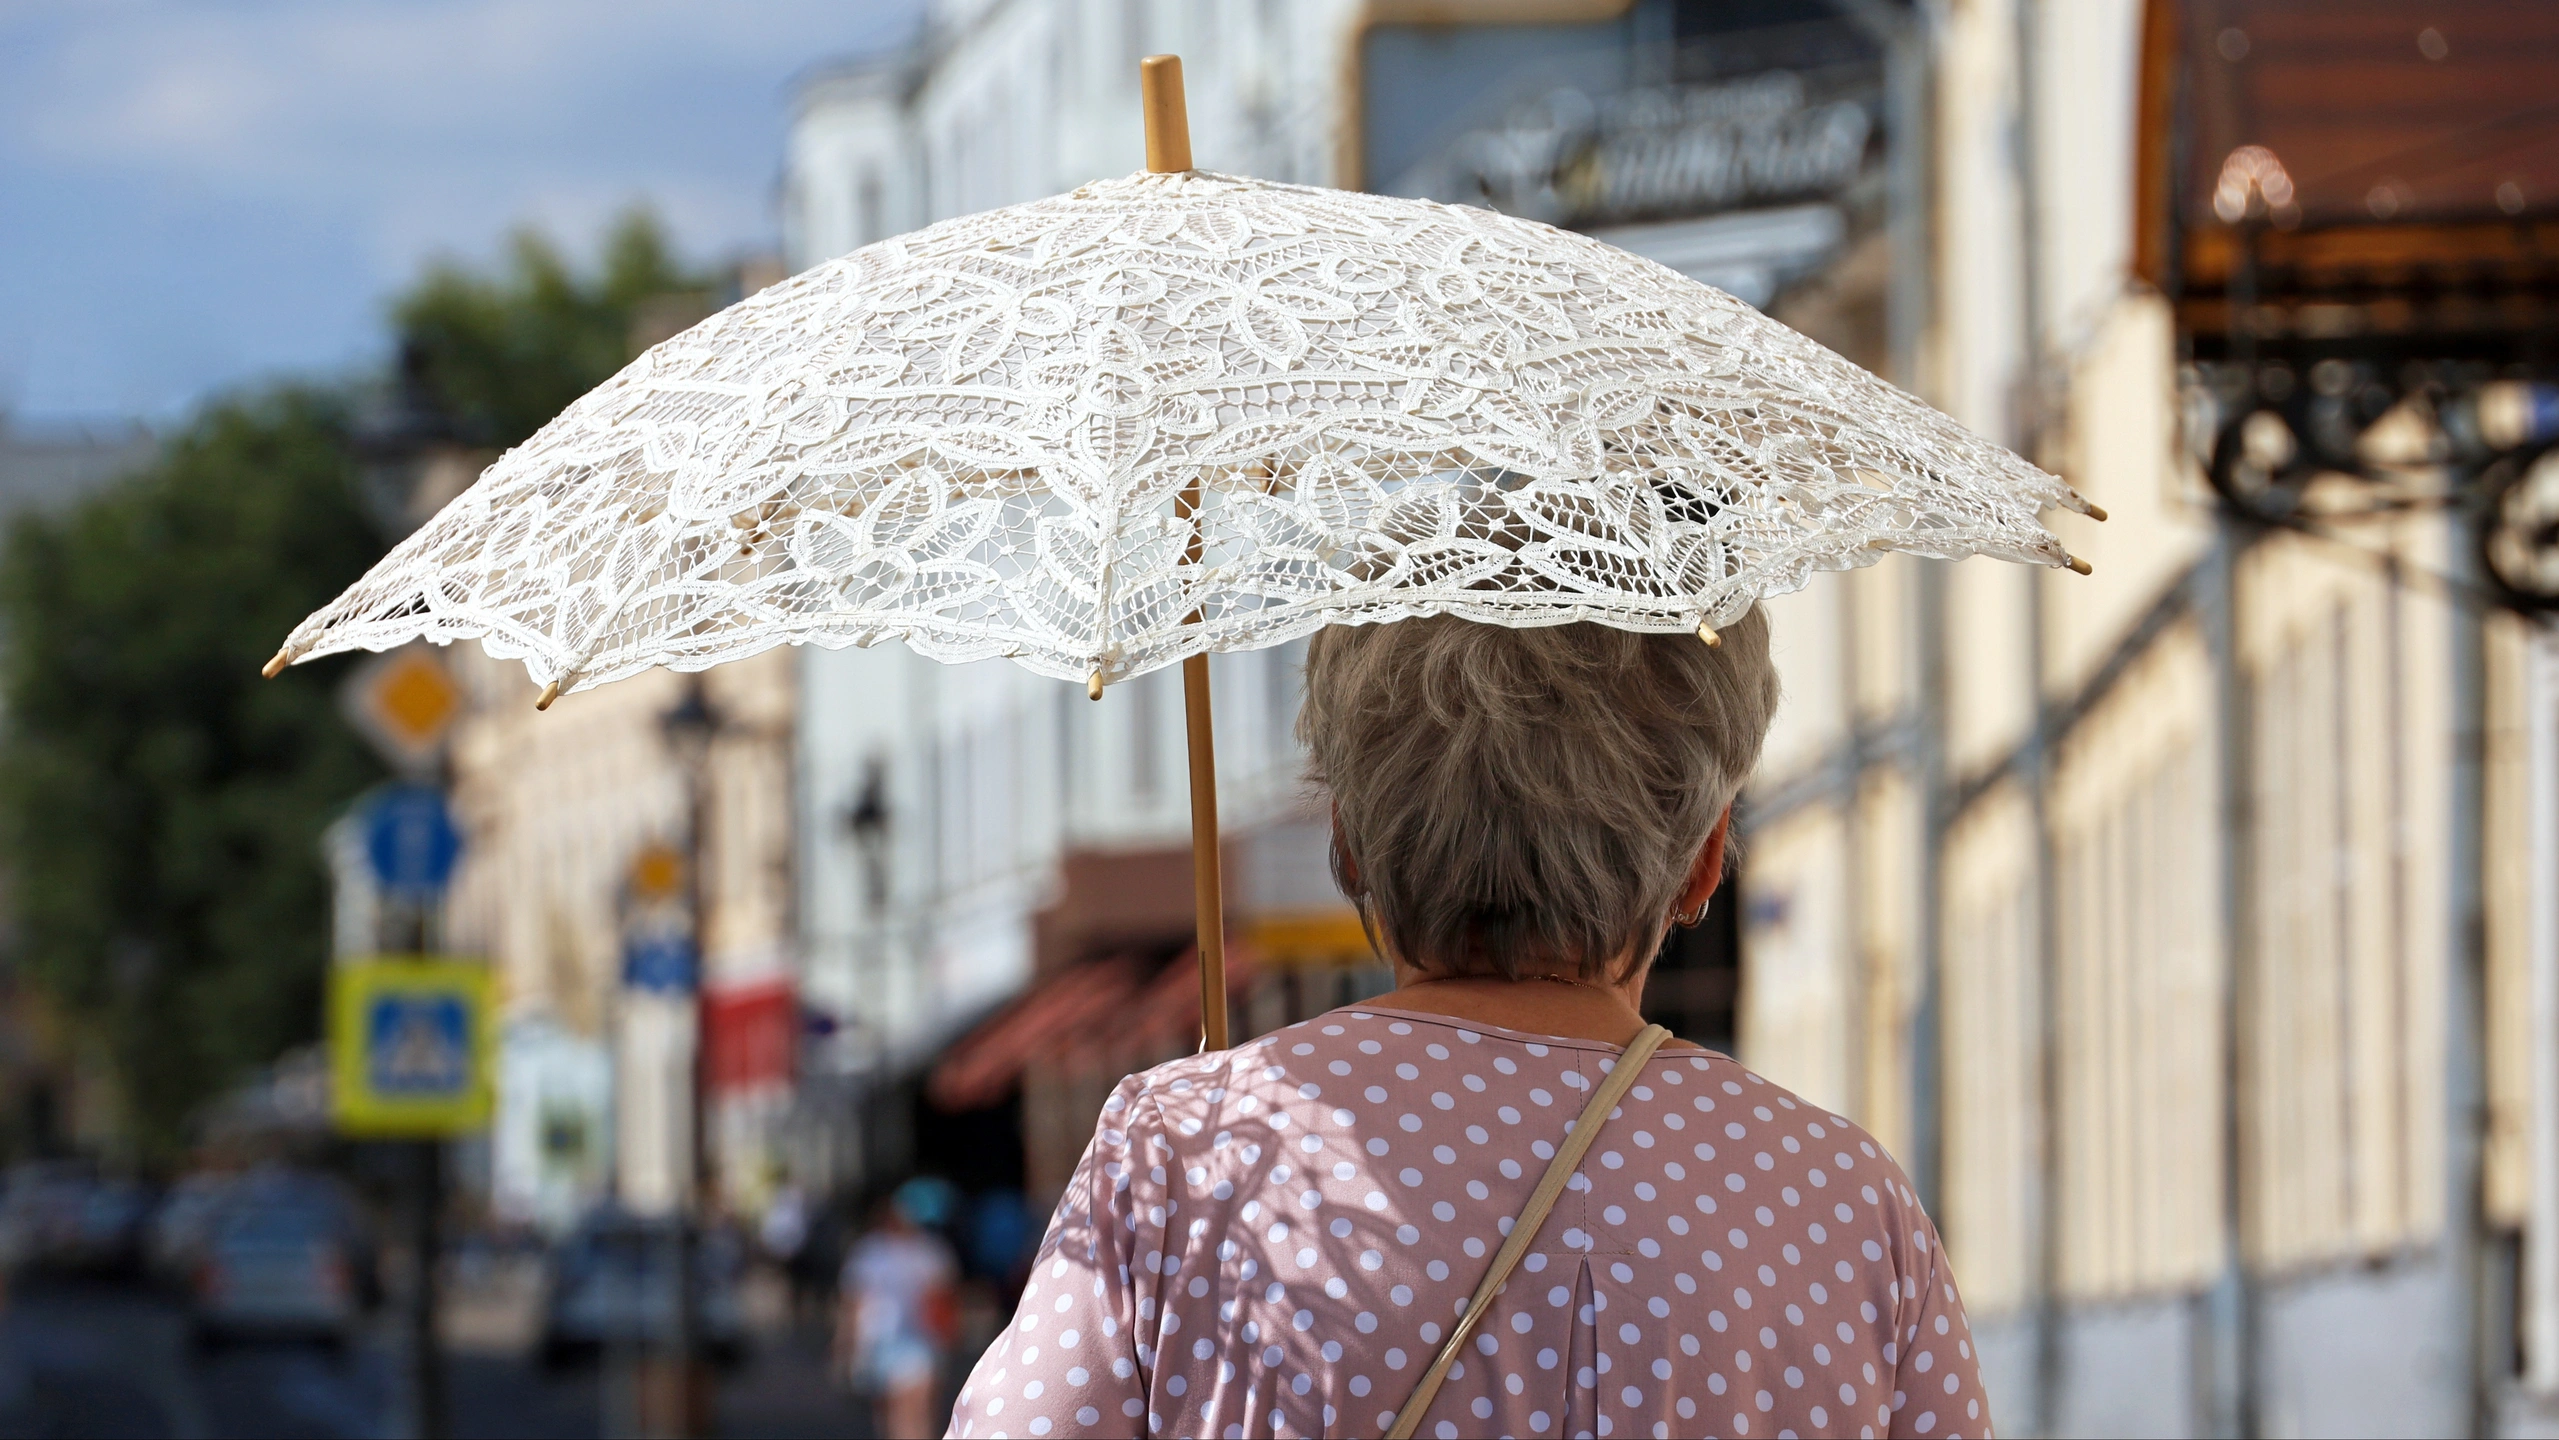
[648, 675, 720, 1438]
[347, 347, 465, 1440]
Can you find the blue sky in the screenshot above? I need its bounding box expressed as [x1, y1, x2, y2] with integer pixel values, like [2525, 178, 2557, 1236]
[0, 1, 923, 424]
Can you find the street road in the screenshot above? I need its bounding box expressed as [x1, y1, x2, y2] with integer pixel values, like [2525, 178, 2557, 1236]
[0, 1276, 868, 1439]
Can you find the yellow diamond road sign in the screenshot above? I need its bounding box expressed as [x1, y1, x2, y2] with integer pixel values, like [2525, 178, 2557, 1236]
[343, 644, 461, 771]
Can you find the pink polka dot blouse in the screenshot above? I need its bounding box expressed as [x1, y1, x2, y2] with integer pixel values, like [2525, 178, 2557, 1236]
[950, 1007, 1990, 1439]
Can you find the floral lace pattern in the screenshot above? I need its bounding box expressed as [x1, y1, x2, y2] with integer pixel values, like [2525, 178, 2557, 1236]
[280, 170, 2088, 695]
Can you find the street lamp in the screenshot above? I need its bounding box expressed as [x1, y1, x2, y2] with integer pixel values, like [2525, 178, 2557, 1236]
[346, 339, 466, 1440]
[659, 679, 720, 779]
[648, 674, 720, 1438]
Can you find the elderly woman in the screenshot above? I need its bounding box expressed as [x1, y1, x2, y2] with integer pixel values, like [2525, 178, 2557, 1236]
[950, 615, 1988, 1440]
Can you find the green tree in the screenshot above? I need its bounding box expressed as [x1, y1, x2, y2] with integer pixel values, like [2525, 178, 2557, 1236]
[395, 208, 709, 448]
[0, 211, 704, 1157]
[0, 390, 384, 1156]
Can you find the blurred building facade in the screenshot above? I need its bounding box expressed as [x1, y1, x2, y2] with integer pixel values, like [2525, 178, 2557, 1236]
[782, 0, 1387, 1209]
[428, 264, 804, 1230]
[444, 649, 798, 1226]
[773, 1, 2559, 1433]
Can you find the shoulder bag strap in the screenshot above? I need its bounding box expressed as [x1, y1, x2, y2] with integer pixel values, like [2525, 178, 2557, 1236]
[1384, 1023, 1673, 1440]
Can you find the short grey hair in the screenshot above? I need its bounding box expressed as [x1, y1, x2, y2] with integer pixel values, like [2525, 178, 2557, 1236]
[1298, 611, 1779, 983]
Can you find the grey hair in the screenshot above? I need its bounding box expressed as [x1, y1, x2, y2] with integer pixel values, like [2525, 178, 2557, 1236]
[1298, 610, 1779, 983]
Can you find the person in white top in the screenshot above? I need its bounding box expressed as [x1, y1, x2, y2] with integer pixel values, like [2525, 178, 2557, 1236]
[841, 1180, 961, 1437]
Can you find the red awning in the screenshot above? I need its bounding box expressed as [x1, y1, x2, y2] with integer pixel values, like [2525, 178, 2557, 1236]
[2177, 0, 2559, 231]
[927, 948, 1260, 1111]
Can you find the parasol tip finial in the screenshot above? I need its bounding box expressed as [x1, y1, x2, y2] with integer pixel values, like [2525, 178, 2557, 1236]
[535, 680, 562, 711]
[1696, 621, 1722, 649]
[1140, 55, 1192, 173]
[260, 647, 293, 679]
[2065, 555, 2094, 577]
[1087, 669, 1105, 702]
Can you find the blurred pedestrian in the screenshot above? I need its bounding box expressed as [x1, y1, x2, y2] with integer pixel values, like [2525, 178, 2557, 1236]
[839, 1178, 959, 1438]
[949, 614, 1993, 1438]
[761, 1181, 809, 1267]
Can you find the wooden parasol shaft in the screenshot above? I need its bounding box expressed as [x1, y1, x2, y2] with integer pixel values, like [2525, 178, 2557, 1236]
[1183, 653, 1228, 1051]
[1142, 55, 1228, 1051]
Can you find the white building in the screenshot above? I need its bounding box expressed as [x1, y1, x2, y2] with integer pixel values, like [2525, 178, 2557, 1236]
[782, 3, 2559, 1433]
[785, 0, 1369, 1098]
[780, 0, 1878, 1087]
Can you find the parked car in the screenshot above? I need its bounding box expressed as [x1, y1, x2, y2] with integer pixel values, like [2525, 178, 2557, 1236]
[0, 1162, 149, 1277]
[147, 1171, 235, 1286]
[189, 1172, 374, 1346]
[539, 1208, 746, 1369]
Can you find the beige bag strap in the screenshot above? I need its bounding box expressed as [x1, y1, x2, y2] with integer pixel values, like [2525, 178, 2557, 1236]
[1385, 1024, 1673, 1440]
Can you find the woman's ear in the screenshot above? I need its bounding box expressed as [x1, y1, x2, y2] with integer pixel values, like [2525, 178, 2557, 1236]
[1674, 808, 1733, 920]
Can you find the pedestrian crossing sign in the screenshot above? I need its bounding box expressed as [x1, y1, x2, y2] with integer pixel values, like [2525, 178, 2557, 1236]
[330, 957, 493, 1136]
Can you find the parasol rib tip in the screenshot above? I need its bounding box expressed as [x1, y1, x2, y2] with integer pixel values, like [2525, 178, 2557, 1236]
[535, 680, 562, 711]
[260, 647, 292, 679]
[1087, 669, 1104, 702]
[2065, 554, 2094, 576]
[1697, 622, 1721, 648]
[2084, 502, 2110, 522]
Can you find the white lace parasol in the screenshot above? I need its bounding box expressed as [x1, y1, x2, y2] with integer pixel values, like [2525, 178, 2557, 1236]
[272, 55, 2094, 1053]
[272, 170, 2091, 701]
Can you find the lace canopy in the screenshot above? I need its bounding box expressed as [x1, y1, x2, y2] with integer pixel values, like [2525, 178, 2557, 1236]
[277, 170, 2090, 697]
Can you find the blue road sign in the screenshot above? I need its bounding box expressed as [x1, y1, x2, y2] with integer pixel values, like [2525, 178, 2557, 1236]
[622, 932, 699, 993]
[330, 958, 491, 1135]
[364, 784, 462, 897]
[366, 991, 472, 1098]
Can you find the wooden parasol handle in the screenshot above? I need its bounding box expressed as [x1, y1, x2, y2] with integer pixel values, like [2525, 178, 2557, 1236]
[1142, 55, 1228, 1052]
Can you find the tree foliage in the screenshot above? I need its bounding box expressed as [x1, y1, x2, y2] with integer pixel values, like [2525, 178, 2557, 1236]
[0, 390, 385, 1156]
[0, 209, 704, 1156]
[394, 209, 708, 448]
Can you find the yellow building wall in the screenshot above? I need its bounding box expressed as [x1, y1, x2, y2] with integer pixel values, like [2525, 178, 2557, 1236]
[2484, 609, 2538, 1229]
[1739, 802, 1856, 1121]
[1939, 783, 2041, 1314]
[2046, 622, 2224, 1298]
[2236, 524, 2453, 1270]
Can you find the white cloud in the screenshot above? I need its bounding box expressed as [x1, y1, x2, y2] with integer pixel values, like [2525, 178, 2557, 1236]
[18, 0, 916, 184]
[0, 0, 925, 416]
